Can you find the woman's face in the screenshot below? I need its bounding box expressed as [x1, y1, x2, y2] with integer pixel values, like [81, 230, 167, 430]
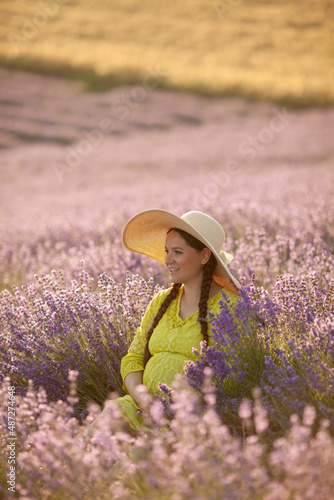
[164, 230, 210, 285]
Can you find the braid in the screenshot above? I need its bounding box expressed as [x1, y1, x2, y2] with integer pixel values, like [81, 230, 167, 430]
[197, 254, 217, 347]
[143, 282, 182, 367]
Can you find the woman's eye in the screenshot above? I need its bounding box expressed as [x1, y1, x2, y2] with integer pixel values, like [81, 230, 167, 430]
[165, 249, 182, 255]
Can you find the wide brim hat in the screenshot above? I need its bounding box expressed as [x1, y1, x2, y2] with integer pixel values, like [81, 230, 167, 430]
[122, 209, 241, 292]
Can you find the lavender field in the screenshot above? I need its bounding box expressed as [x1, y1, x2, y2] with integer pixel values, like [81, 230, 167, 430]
[1, 68, 334, 498]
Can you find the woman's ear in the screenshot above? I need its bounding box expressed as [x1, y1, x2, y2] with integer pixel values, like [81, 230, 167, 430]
[201, 248, 211, 265]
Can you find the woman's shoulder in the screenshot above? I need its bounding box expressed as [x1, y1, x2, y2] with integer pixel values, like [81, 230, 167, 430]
[148, 286, 175, 310]
[140, 287, 174, 326]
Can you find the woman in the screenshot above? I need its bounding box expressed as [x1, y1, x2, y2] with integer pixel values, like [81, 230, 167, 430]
[88, 209, 240, 435]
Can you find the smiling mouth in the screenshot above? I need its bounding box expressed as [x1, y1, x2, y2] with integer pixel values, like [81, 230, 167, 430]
[168, 268, 179, 273]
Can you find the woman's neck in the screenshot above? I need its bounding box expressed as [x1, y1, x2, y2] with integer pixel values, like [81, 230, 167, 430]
[181, 279, 222, 306]
[181, 276, 202, 305]
[178, 280, 222, 321]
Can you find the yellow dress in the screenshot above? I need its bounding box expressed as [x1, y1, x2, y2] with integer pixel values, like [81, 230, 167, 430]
[106, 284, 239, 429]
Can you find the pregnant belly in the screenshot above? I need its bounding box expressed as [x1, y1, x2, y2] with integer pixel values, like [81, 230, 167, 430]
[143, 352, 189, 394]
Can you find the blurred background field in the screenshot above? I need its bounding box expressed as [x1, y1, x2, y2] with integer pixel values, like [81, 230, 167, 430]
[0, 0, 333, 107]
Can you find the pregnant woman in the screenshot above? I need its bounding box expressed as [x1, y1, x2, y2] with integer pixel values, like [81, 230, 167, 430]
[87, 209, 241, 435]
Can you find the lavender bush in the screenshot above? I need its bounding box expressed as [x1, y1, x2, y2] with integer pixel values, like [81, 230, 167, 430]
[185, 275, 334, 440]
[1, 372, 333, 499]
[0, 269, 162, 418]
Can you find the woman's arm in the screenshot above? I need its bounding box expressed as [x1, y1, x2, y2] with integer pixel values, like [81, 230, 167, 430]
[121, 292, 167, 388]
[124, 371, 147, 410]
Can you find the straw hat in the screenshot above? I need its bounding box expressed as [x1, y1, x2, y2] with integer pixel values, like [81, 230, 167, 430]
[122, 209, 240, 292]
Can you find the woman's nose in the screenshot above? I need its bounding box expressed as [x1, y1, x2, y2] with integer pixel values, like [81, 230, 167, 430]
[165, 253, 173, 265]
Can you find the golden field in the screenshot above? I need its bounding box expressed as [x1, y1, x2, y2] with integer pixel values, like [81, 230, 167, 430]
[0, 0, 333, 107]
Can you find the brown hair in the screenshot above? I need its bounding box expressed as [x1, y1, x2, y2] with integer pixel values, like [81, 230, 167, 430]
[143, 228, 217, 367]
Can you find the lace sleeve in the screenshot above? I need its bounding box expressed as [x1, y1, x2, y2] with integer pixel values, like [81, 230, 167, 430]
[120, 289, 168, 383]
[120, 326, 147, 380]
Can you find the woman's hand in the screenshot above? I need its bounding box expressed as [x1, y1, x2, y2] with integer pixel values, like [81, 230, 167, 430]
[124, 371, 149, 412]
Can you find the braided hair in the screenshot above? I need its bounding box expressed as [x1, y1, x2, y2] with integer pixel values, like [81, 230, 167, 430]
[143, 228, 217, 367]
[143, 282, 182, 367]
[197, 252, 217, 346]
